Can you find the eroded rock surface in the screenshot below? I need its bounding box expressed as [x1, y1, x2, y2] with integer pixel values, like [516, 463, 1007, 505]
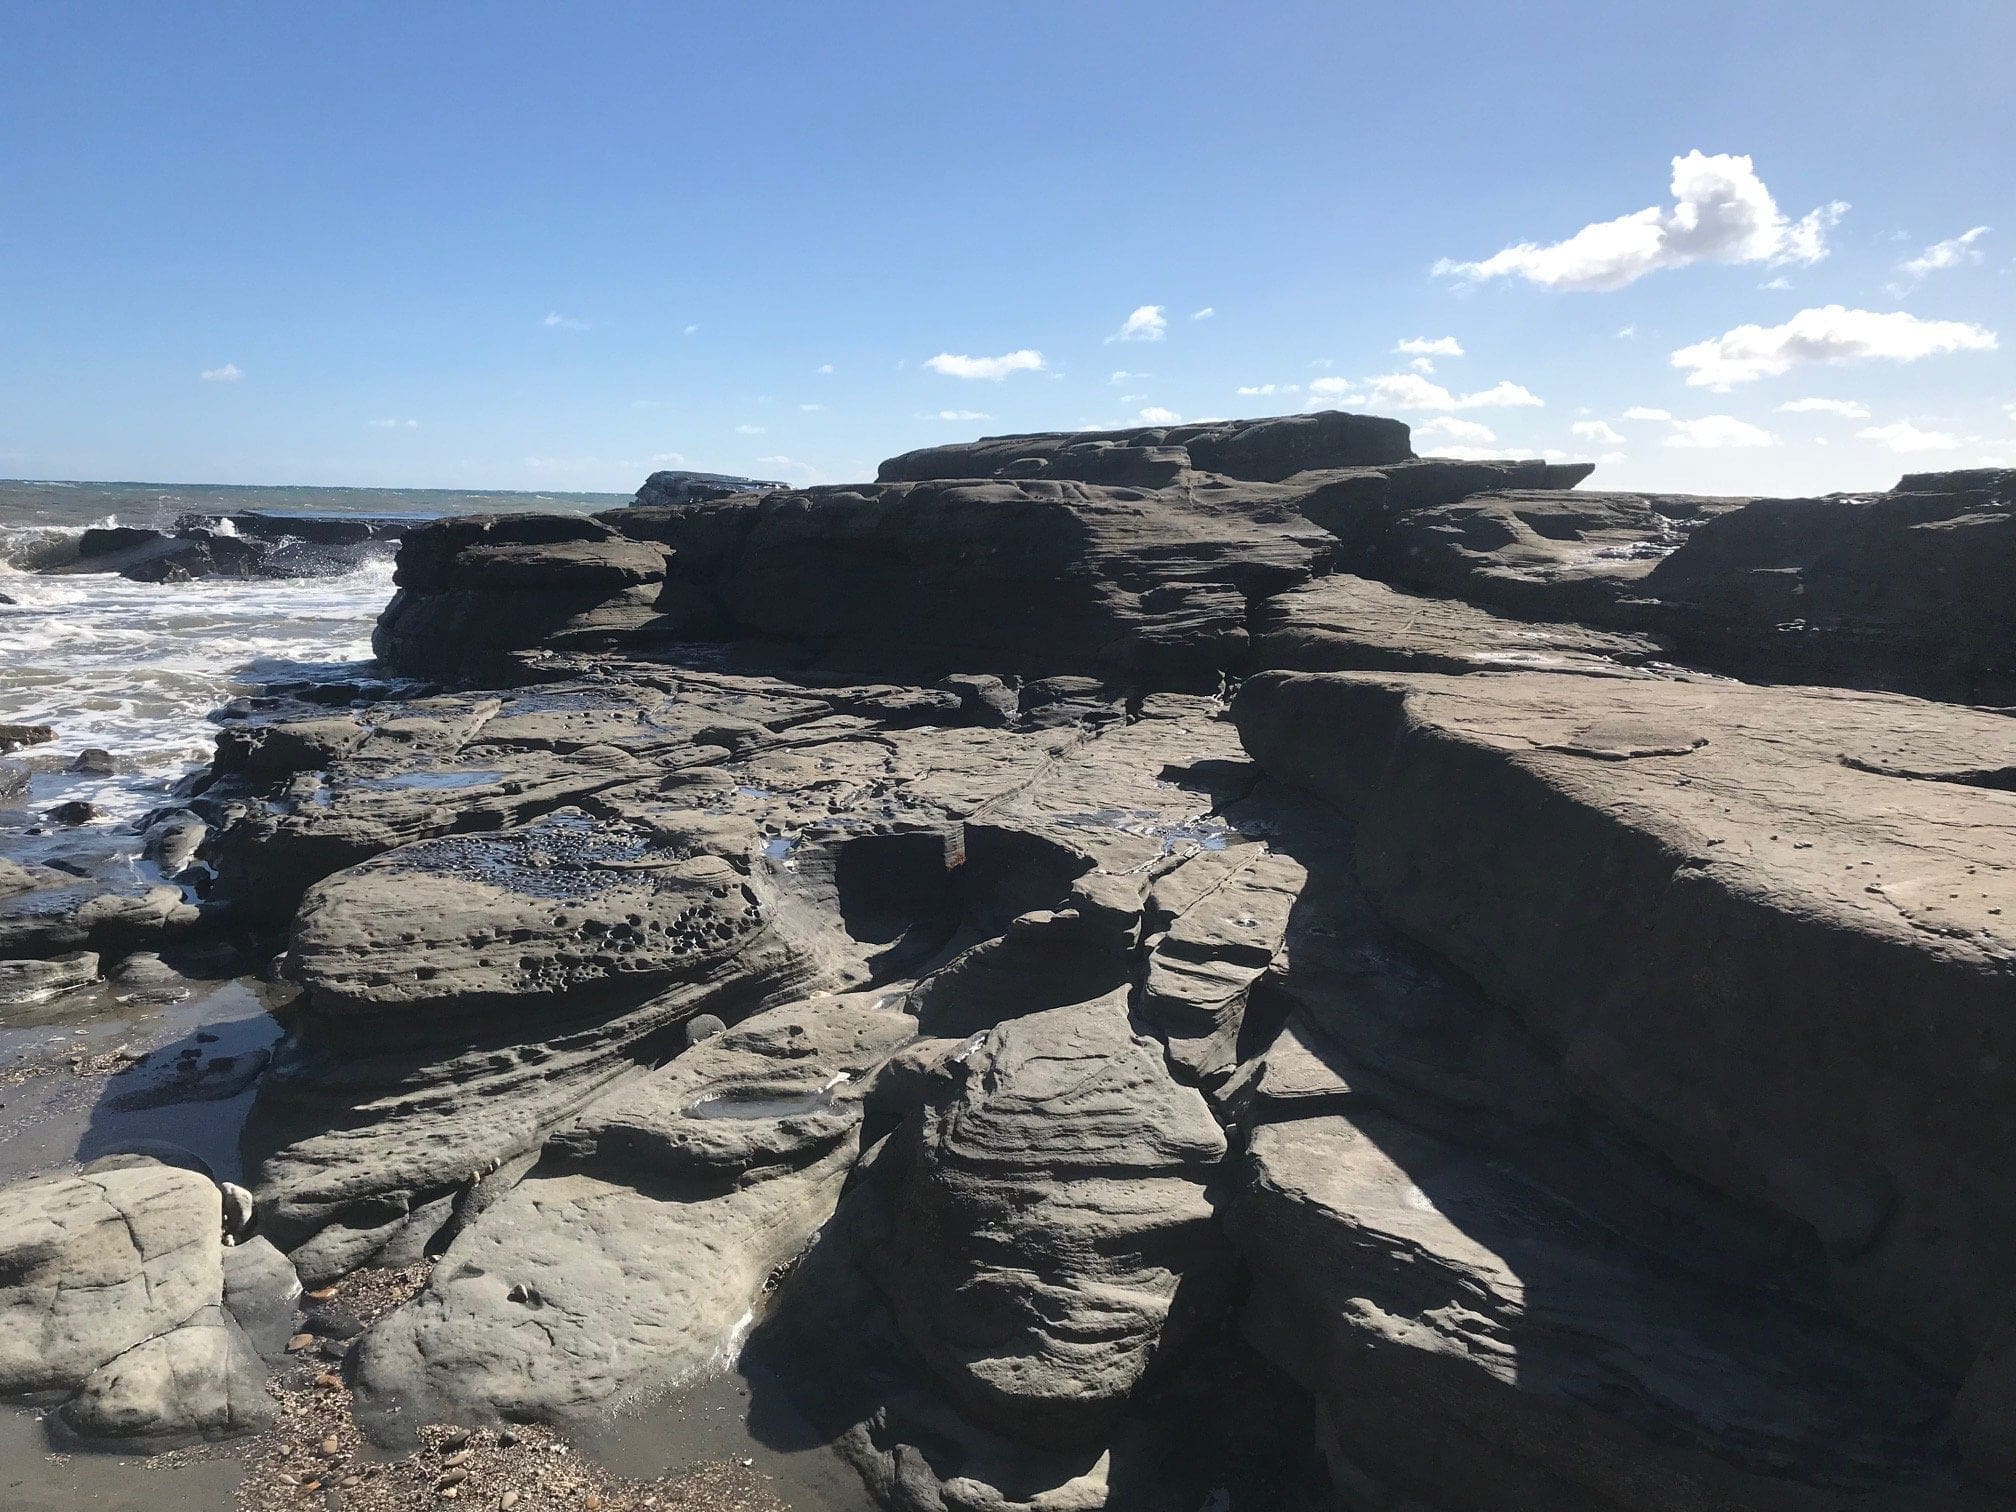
[0, 1158, 273, 1439]
[6, 414, 2015, 1512]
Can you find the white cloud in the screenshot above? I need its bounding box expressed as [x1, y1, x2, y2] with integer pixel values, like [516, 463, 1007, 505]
[1108, 305, 1168, 343]
[1616, 325, 1638, 339]
[925, 409, 993, 422]
[1109, 370, 1148, 385]
[1900, 226, 1990, 279]
[1306, 376, 1365, 404]
[798, 403, 825, 412]
[1664, 415, 1777, 449]
[1235, 382, 1298, 397]
[735, 423, 766, 435]
[200, 363, 242, 383]
[542, 312, 588, 331]
[682, 323, 700, 336]
[1622, 406, 1672, 421]
[1671, 305, 1998, 388]
[1367, 373, 1544, 411]
[369, 417, 419, 430]
[1435, 151, 1845, 292]
[1858, 420, 1963, 453]
[1138, 406, 1181, 424]
[1759, 276, 1793, 291]
[1408, 357, 1435, 374]
[649, 451, 687, 466]
[1415, 417, 1497, 446]
[1190, 306, 1215, 321]
[523, 455, 608, 472]
[1396, 336, 1464, 357]
[926, 349, 1045, 380]
[1775, 397, 1870, 418]
[1571, 419, 1626, 444]
[815, 362, 835, 375]
[754, 454, 825, 485]
[1425, 445, 1519, 462]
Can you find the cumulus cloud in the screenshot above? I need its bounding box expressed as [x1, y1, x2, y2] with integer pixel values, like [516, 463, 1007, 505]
[1622, 406, 1672, 421]
[1664, 415, 1777, 449]
[815, 362, 835, 375]
[1776, 397, 1870, 418]
[926, 349, 1046, 380]
[1671, 305, 1998, 388]
[754, 455, 824, 485]
[926, 409, 993, 421]
[649, 451, 687, 466]
[542, 312, 589, 331]
[1367, 373, 1543, 411]
[682, 323, 700, 336]
[735, 424, 766, 435]
[1190, 307, 1215, 321]
[1435, 151, 1845, 292]
[369, 417, 419, 429]
[1306, 376, 1366, 404]
[1396, 336, 1464, 357]
[1617, 325, 1638, 339]
[200, 363, 242, 382]
[1571, 419, 1626, 444]
[1900, 227, 1989, 279]
[1109, 305, 1168, 343]
[1235, 382, 1298, 397]
[1138, 406, 1182, 424]
[1110, 370, 1149, 385]
[1859, 421, 1962, 453]
[1415, 417, 1497, 446]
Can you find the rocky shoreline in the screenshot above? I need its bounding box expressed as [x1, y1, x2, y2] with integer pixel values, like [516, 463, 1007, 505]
[0, 412, 2011, 1510]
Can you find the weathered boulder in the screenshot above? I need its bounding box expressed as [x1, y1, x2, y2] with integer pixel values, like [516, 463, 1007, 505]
[868, 992, 1232, 1447]
[58, 524, 274, 582]
[0, 1159, 271, 1439]
[353, 993, 912, 1429]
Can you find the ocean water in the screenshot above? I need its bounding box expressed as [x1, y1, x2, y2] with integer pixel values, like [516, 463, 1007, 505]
[0, 478, 625, 849]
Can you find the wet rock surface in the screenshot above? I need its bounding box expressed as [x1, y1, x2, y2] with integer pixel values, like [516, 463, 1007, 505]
[2, 414, 2014, 1510]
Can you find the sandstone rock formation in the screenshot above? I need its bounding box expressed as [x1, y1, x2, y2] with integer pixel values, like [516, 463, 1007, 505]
[4, 412, 2014, 1512]
[0, 1157, 275, 1440]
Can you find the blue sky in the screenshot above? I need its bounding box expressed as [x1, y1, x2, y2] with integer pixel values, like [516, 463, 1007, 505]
[3, 1, 2011, 496]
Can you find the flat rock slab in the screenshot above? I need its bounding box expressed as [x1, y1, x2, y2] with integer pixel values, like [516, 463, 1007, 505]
[1234, 668, 2016, 1377]
[1234, 1111, 1962, 1511]
[1249, 571, 1667, 677]
[1365, 488, 1743, 622]
[288, 806, 772, 1017]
